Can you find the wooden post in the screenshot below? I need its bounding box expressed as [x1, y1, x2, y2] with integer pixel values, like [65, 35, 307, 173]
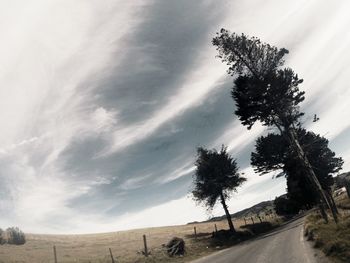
[53, 245, 58, 263]
[214, 224, 217, 233]
[194, 226, 197, 239]
[109, 248, 115, 263]
[143, 234, 148, 257]
[251, 217, 254, 224]
[244, 218, 247, 225]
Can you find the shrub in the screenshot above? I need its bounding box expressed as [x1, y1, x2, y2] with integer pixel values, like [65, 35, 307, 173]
[240, 222, 274, 235]
[6, 227, 26, 245]
[0, 228, 5, 245]
[274, 195, 299, 215]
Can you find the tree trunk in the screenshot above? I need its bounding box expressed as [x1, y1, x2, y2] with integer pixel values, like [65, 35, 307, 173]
[287, 127, 338, 223]
[257, 215, 262, 223]
[326, 190, 339, 215]
[319, 203, 328, 224]
[220, 193, 236, 233]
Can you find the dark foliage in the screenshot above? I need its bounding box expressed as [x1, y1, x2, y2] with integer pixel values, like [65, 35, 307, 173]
[192, 146, 246, 209]
[233, 69, 304, 129]
[192, 145, 246, 232]
[274, 195, 299, 216]
[287, 174, 317, 210]
[252, 129, 343, 209]
[240, 221, 274, 234]
[213, 29, 304, 130]
[5, 227, 26, 245]
[251, 133, 288, 174]
[252, 129, 343, 181]
[213, 28, 342, 223]
[212, 29, 288, 78]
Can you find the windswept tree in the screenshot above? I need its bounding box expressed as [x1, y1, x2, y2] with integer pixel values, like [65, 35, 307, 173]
[213, 29, 339, 222]
[251, 129, 343, 211]
[192, 146, 246, 233]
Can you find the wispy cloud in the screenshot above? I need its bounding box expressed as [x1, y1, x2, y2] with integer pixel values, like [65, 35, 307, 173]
[0, 0, 349, 233]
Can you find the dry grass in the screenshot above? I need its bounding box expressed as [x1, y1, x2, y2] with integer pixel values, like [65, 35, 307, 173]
[304, 193, 350, 263]
[335, 192, 350, 210]
[0, 219, 238, 263]
[0, 216, 280, 263]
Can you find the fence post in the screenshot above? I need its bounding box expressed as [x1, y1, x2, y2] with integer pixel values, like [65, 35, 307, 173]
[143, 234, 148, 257]
[53, 245, 58, 263]
[244, 218, 247, 225]
[109, 248, 115, 263]
[194, 226, 197, 239]
[214, 224, 218, 233]
[251, 217, 254, 224]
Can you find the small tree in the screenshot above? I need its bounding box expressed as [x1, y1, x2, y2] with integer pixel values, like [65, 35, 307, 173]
[192, 146, 246, 233]
[213, 29, 339, 223]
[6, 227, 26, 245]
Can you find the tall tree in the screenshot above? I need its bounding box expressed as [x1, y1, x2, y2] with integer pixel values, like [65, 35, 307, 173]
[251, 129, 343, 210]
[192, 146, 246, 233]
[212, 29, 339, 222]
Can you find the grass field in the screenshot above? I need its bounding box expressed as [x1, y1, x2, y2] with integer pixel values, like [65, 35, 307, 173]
[0, 217, 266, 263]
[304, 192, 350, 263]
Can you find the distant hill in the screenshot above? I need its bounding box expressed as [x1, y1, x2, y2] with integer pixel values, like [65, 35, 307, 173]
[230, 200, 276, 218]
[336, 171, 350, 179]
[188, 197, 283, 224]
[334, 171, 350, 188]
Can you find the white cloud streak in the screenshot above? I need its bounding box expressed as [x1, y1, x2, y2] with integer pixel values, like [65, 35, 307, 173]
[0, 0, 349, 233]
[103, 49, 228, 155]
[0, 0, 147, 232]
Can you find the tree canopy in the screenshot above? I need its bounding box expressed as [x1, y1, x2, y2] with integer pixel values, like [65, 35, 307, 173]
[274, 195, 299, 216]
[213, 29, 304, 130]
[212, 29, 288, 78]
[251, 129, 343, 183]
[251, 129, 343, 209]
[192, 146, 246, 208]
[192, 146, 246, 232]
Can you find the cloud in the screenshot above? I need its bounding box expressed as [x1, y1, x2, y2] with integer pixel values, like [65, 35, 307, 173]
[104, 59, 228, 155]
[0, 0, 349, 234]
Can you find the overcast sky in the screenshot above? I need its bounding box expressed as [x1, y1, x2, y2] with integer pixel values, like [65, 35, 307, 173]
[0, 0, 349, 234]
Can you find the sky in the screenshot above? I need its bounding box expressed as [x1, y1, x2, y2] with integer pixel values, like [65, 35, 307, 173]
[0, 0, 349, 234]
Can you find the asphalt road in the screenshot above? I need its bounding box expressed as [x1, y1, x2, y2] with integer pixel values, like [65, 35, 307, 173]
[191, 216, 330, 263]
